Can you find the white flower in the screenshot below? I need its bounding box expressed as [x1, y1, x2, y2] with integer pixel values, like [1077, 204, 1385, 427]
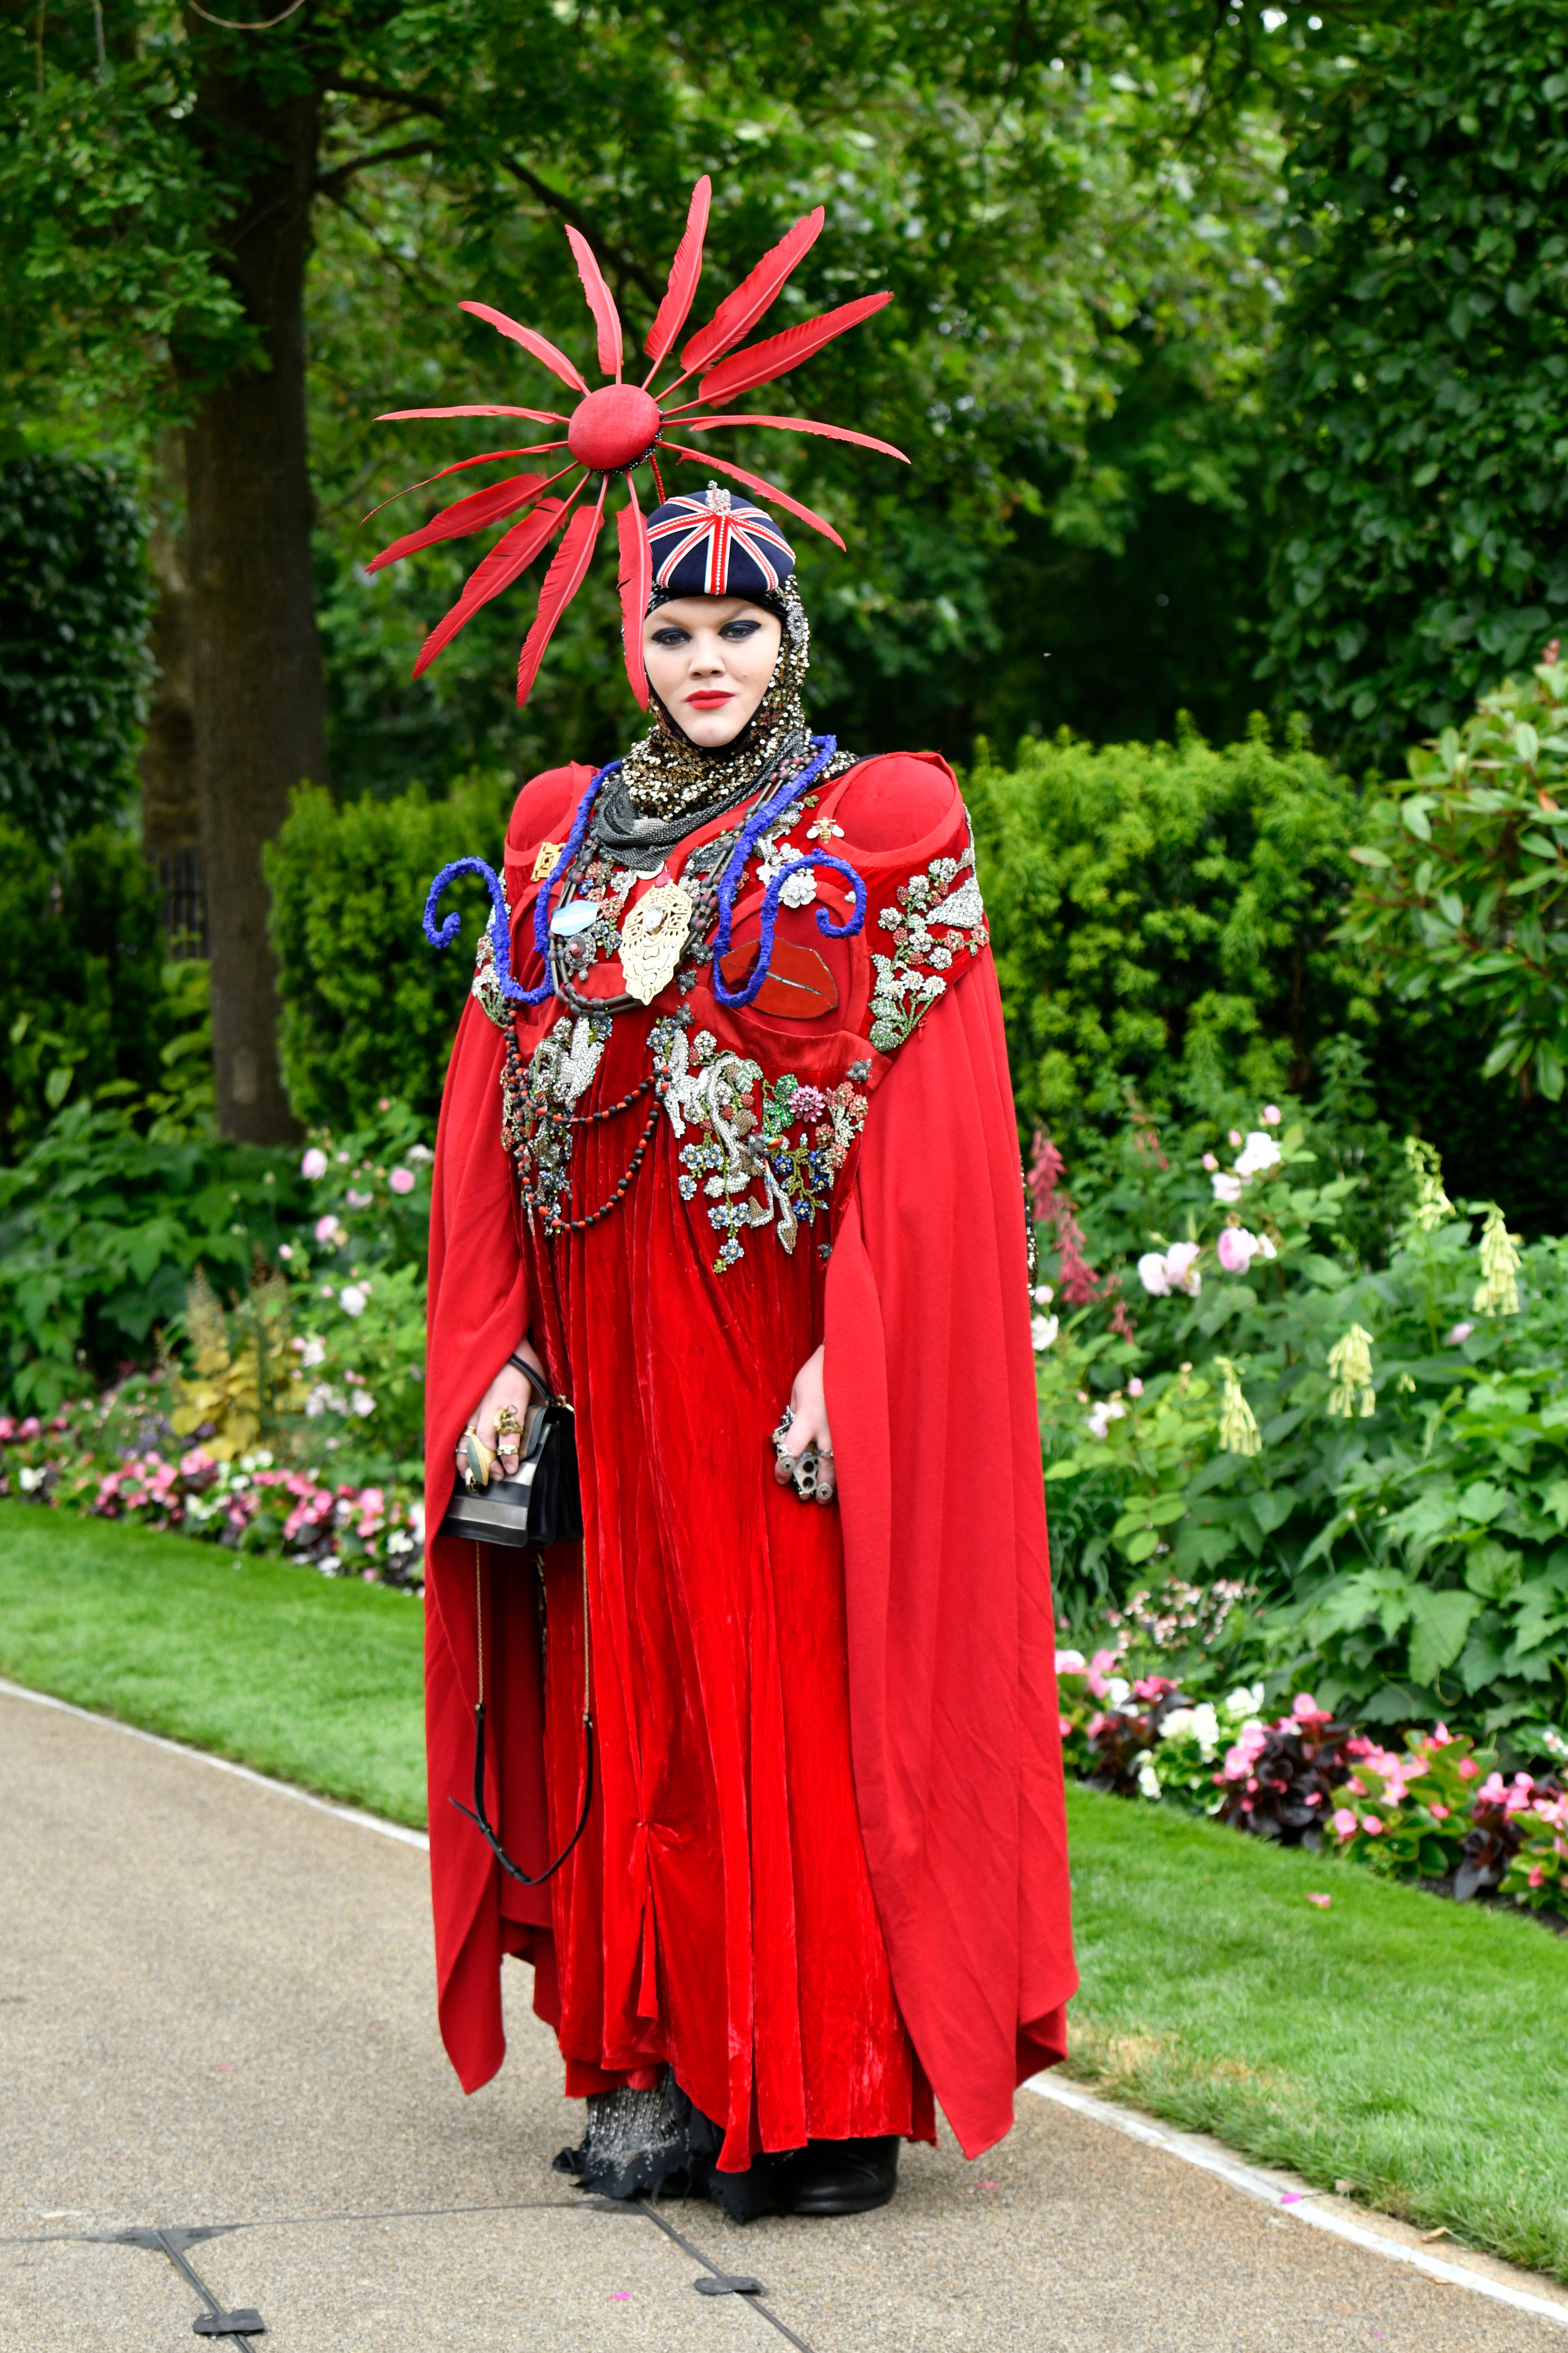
[1031, 1313, 1060, 1352]
[1055, 1648, 1087, 1674]
[1107, 1677, 1131, 1708]
[1211, 1171, 1244, 1205]
[1137, 1762, 1162, 1800]
[1085, 1399, 1128, 1440]
[1159, 1707, 1196, 1744]
[1259, 1234, 1277, 1258]
[1033, 1283, 1054, 1305]
[301, 1146, 328, 1181]
[407, 1145, 433, 1162]
[1225, 1683, 1265, 1719]
[1233, 1131, 1282, 1179]
[297, 1337, 326, 1369]
[777, 869, 818, 909]
[339, 1284, 368, 1317]
[1137, 1251, 1171, 1297]
[17, 1464, 45, 1492]
[1164, 1241, 1203, 1295]
[346, 1188, 373, 1209]
[349, 1390, 375, 1417]
[1191, 1702, 1221, 1753]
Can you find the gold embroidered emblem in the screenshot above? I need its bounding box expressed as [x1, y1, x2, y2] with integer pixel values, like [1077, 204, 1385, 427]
[531, 840, 565, 881]
[618, 882, 695, 1006]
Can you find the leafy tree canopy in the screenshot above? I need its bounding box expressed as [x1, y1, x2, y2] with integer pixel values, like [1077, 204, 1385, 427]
[1262, 0, 1568, 764]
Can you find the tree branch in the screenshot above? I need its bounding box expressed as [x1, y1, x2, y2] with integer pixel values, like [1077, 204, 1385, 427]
[315, 135, 437, 199]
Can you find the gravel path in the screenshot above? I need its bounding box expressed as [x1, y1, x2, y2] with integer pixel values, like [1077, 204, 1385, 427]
[1, 1682, 1562, 2353]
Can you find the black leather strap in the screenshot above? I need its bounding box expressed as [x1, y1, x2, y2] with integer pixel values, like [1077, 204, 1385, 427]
[507, 1352, 552, 1402]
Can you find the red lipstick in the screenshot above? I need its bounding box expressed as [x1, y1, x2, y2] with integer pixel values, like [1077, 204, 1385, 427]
[686, 691, 733, 710]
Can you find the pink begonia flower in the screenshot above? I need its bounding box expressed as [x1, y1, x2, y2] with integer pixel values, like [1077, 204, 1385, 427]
[0, 1417, 13, 1440]
[301, 1146, 328, 1180]
[1262, 1105, 1282, 1125]
[18, 1416, 39, 1438]
[1228, 1129, 1243, 1147]
[1430, 1722, 1453, 1745]
[1202, 1152, 1219, 1172]
[1133, 1675, 1176, 1701]
[1127, 1376, 1144, 1396]
[1444, 1322, 1475, 1347]
[389, 1167, 416, 1195]
[1429, 1802, 1450, 1820]
[1457, 1758, 1480, 1779]
[1362, 1814, 1383, 1835]
[1085, 1648, 1118, 1699]
[1055, 1649, 1087, 1675]
[1529, 1865, 1546, 1889]
[1476, 1772, 1507, 1805]
[1217, 1226, 1261, 1274]
[1332, 1809, 1359, 1840]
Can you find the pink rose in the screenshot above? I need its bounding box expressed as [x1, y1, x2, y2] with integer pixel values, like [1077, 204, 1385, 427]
[301, 1146, 328, 1180]
[389, 1167, 416, 1195]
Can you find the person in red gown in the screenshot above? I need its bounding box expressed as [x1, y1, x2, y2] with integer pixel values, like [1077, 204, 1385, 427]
[422, 486, 1075, 2219]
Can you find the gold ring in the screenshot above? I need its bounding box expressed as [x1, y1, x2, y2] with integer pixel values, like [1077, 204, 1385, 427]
[462, 1431, 496, 1491]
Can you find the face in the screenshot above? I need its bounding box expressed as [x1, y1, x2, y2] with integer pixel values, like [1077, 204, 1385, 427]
[642, 595, 783, 747]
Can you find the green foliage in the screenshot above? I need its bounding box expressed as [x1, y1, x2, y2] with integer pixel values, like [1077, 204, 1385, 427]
[1264, 2, 1568, 760]
[0, 457, 150, 843]
[0, 817, 172, 1147]
[0, 1103, 301, 1410]
[968, 721, 1376, 1158]
[265, 773, 512, 1129]
[1039, 1115, 1568, 1745]
[1342, 645, 1568, 1099]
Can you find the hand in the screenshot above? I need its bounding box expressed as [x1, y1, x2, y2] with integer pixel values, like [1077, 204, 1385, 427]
[775, 1343, 835, 1505]
[457, 1337, 546, 1486]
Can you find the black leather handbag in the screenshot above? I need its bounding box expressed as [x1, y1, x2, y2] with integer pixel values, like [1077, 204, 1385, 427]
[441, 1355, 593, 1886]
[438, 1356, 583, 1548]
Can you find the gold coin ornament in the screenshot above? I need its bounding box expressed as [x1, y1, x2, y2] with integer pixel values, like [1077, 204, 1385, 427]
[618, 881, 695, 1006]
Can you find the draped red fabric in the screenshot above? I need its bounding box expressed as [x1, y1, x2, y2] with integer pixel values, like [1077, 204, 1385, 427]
[421, 751, 1075, 2155]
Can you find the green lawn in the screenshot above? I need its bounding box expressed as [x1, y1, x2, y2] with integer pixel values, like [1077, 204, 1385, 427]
[1066, 1782, 1568, 2281]
[0, 1500, 427, 1824]
[3, 1503, 1565, 2283]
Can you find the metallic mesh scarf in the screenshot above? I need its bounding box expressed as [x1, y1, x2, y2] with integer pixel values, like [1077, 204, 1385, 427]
[598, 577, 855, 854]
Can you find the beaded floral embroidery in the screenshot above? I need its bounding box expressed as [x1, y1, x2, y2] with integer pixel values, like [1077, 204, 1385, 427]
[503, 1012, 613, 1221]
[652, 1020, 869, 1272]
[868, 843, 988, 1053]
[470, 928, 509, 1027]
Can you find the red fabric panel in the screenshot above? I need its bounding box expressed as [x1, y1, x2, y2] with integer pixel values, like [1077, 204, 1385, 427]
[424, 996, 541, 2092]
[825, 953, 1077, 2160]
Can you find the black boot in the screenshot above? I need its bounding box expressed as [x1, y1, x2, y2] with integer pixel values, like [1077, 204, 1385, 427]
[780, 2135, 900, 2215]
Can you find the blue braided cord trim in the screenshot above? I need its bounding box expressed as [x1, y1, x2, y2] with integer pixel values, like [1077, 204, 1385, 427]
[421, 858, 529, 1004]
[711, 734, 841, 966]
[710, 850, 868, 1011]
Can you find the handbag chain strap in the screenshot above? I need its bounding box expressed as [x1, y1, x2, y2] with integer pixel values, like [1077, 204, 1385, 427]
[450, 1535, 594, 1885]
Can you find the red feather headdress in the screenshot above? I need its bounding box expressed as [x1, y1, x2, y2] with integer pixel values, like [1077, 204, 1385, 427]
[368, 177, 907, 711]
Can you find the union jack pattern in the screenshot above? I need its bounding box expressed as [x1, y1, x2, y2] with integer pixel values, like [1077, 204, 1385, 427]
[647, 488, 795, 597]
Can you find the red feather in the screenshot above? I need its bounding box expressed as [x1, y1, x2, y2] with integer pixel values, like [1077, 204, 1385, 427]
[697, 293, 891, 404]
[368, 473, 559, 573]
[412, 489, 577, 679]
[617, 478, 651, 711]
[376, 404, 568, 423]
[459, 302, 589, 394]
[678, 206, 824, 379]
[361, 449, 568, 527]
[644, 176, 711, 374]
[564, 227, 624, 381]
[659, 443, 845, 551]
[516, 487, 607, 708]
[678, 411, 909, 463]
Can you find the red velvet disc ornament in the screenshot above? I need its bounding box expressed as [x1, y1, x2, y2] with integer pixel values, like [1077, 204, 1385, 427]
[567, 385, 662, 473]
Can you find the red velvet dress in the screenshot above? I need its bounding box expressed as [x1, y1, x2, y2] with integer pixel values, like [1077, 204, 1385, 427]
[423, 750, 1076, 2173]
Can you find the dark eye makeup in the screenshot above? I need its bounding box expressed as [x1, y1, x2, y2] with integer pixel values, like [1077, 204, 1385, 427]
[648, 616, 767, 649]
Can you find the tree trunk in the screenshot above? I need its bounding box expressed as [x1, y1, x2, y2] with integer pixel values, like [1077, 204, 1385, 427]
[181, 50, 326, 1142]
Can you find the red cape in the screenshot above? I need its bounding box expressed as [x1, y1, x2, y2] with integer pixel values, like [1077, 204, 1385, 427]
[422, 753, 1075, 2158]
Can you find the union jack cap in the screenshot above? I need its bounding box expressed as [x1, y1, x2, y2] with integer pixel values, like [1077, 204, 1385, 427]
[646, 486, 796, 601]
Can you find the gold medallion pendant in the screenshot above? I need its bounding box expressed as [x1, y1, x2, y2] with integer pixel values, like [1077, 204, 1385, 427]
[618, 882, 695, 1005]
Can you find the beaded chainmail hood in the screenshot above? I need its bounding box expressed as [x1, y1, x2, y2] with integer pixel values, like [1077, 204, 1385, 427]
[594, 577, 855, 856]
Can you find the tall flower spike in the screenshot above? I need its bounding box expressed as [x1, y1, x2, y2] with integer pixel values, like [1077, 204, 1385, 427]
[368, 179, 909, 709]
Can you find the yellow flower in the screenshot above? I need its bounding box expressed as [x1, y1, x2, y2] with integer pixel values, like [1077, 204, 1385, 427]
[1214, 1357, 1262, 1457]
[1473, 1203, 1521, 1316]
[1404, 1137, 1453, 1233]
[1327, 1324, 1376, 1418]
